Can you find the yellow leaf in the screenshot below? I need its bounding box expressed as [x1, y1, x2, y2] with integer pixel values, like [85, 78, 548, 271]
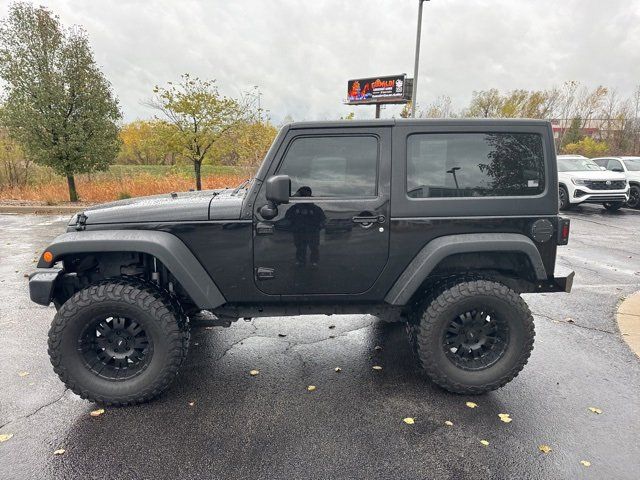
[538, 444, 552, 454]
[444, 420, 453, 426]
[480, 440, 489, 446]
[372, 365, 383, 371]
[18, 371, 29, 377]
[588, 407, 602, 414]
[53, 449, 66, 455]
[498, 413, 512, 423]
[466, 402, 478, 409]
[89, 408, 105, 417]
[403, 417, 415, 425]
[249, 370, 259, 376]
[334, 367, 342, 372]
[307, 385, 316, 392]
[0, 433, 13, 442]
[580, 460, 591, 467]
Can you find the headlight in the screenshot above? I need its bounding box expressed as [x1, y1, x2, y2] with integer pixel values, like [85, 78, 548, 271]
[571, 178, 586, 186]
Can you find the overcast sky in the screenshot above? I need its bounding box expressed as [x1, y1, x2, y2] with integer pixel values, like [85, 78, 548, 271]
[4, 0, 639, 123]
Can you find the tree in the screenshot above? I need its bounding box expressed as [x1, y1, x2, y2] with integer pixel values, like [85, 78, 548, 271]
[118, 120, 178, 165]
[149, 74, 254, 190]
[208, 120, 278, 168]
[0, 3, 121, 201]
[563, 137, 608, 157]
[562, 117, 584, 147]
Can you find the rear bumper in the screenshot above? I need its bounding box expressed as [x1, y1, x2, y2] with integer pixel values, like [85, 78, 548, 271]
[28, 268, 63, 306]
[534, 269, 574, 293]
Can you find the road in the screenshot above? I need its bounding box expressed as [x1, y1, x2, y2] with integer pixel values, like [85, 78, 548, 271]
[0, 205, 639, 479]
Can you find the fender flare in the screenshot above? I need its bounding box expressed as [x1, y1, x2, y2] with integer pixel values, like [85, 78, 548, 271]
[384, 233, 547, 306]
[37, 230, 226, 309]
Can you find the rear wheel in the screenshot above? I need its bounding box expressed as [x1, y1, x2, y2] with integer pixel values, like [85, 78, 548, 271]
[558, 186, 571, 211]
[627, 185, 640, 209]
[412, 279, 534, 394]
[603, 202, 623, 211]
[48, 279, 190, 406]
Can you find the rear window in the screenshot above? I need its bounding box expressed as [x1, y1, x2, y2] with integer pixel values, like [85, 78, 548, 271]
[407, 133, 545, 198]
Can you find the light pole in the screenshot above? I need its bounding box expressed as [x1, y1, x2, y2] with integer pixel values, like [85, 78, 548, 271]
[411, 0, 429, 118]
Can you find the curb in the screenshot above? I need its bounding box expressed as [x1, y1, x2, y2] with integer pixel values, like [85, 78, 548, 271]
[0, 205, 85, 215]
[617, 291, 640, 358]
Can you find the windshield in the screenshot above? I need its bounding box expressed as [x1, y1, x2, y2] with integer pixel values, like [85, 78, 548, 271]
[623, 158, 640, 171]
[557, 158, 602, 172]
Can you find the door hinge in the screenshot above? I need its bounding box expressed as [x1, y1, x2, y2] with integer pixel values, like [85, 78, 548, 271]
[256, 267, 275, 280]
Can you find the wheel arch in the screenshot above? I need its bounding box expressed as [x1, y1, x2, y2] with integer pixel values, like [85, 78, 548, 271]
[35, 230, 226, 309]
[384, 233, 547, 306]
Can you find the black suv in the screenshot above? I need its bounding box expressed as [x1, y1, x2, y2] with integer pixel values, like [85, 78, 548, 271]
[30, 119, 573, 405]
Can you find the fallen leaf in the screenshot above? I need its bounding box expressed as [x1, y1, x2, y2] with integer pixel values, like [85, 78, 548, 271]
[328, 325, 336, 329]
[403, 417, 415, 425]
[53, 449, 66, 455]
[480, 440, 489, 446]
[466, 401, 478, 409]
[444, 420, 453, 426]
[249, 370, 260, 376]
[307, 385, 316, 392]
[565, 317, 575, 323]
[278, 333, 287, 337]
[374, 345, 383, 351]
[372, 365, 383, 371]
[334, 367, 342, 373]
[188, 401, 195, 407]
[18, 371, 29, 377]
[329, 335, 336, 339]
[89, 408, 105, 417]
[538, 444, 552, 454]
[498, 413, 512, 423]
[23, 273, 29, 278]
[0, 433, 13, 442]
[588, 407, 603, 414]
[580, 460, 591, 467]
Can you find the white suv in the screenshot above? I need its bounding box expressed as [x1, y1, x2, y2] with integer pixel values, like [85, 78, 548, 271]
[557, 155, 629, 211]
[591, 156, 640, 209]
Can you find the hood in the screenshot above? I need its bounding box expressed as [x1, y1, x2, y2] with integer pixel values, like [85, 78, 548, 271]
[71, 189, 245, 226]
[559, 170, 627, 181]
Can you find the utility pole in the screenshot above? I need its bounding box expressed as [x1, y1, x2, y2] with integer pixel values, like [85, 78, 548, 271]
[411, 0, 429, 118]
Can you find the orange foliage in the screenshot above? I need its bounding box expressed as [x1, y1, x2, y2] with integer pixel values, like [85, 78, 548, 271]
[0, 173, 244, 203]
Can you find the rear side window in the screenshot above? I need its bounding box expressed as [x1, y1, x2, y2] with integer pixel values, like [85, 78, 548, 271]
[407, 133, 545, 198]
[278, 136, 378, 197]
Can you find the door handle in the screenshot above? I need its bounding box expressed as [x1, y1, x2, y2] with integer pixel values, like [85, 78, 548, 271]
[352, 215, 385, 224]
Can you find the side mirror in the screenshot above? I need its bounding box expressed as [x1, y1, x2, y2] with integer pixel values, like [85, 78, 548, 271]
[260, 175, 291, 220]
[265, 175, 291, 205]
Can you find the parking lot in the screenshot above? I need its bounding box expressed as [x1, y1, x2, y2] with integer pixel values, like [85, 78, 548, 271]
[0, 205, 639, 480]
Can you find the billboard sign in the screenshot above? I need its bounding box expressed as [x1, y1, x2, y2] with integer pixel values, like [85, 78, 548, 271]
[347, 74, 410, 105]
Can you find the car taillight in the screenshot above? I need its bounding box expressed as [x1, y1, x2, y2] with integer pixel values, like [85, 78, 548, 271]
[558, 217, 570, 245]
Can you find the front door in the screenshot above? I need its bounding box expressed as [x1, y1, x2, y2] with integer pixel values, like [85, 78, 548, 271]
[253, 128, 391, 296]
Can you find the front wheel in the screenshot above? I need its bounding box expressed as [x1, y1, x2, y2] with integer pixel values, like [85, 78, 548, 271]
[559, 186, 571, 211]
[603, 202, 623, 211]
[626, 185, 640, 209]
[412, 279, 534, 394]
[48, 279, 190, 406]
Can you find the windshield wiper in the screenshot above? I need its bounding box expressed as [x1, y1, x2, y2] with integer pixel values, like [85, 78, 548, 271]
[231, 178, 252, 196]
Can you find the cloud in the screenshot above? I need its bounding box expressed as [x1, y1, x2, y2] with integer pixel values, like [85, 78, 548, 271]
[10, 0, 639, 123]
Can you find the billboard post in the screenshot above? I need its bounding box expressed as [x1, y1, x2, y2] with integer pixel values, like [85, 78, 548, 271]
[412, 0, 429, 118]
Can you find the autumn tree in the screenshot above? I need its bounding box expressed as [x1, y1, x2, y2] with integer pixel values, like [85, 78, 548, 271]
[209, 120, 278, 168]
[118, 120, 178, 165]
[149, 74, 254, 190]
[563, 137, 608, 157]
[0, 3, 121, 201]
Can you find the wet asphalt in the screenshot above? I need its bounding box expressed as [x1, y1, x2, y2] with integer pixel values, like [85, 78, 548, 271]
[0, 206, 639, 480]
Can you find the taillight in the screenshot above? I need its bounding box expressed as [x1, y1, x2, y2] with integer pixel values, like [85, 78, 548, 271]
[558, 218, 570, 245]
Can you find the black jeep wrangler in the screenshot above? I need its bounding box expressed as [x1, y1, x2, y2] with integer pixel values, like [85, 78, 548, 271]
[30, 119, 573, 406]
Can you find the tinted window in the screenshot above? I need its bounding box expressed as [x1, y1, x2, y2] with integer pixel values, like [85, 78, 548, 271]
[278, 136, 378, 197]
[407, 133, 545, 198]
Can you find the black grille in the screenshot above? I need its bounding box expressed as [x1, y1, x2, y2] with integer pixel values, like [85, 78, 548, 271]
[584, 180, 626, 190]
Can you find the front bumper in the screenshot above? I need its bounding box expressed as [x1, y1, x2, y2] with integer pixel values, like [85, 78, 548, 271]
[570, 188, 629, 205]
[29, 268, 63, 306]
[533, 268, 575, 293]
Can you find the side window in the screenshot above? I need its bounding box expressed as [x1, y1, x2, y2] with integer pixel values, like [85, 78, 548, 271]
[607, 159, 624, 171]
[278, 136, 378, 197]
[593, 159, 608, 168]
[407, 133, 545, 198]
